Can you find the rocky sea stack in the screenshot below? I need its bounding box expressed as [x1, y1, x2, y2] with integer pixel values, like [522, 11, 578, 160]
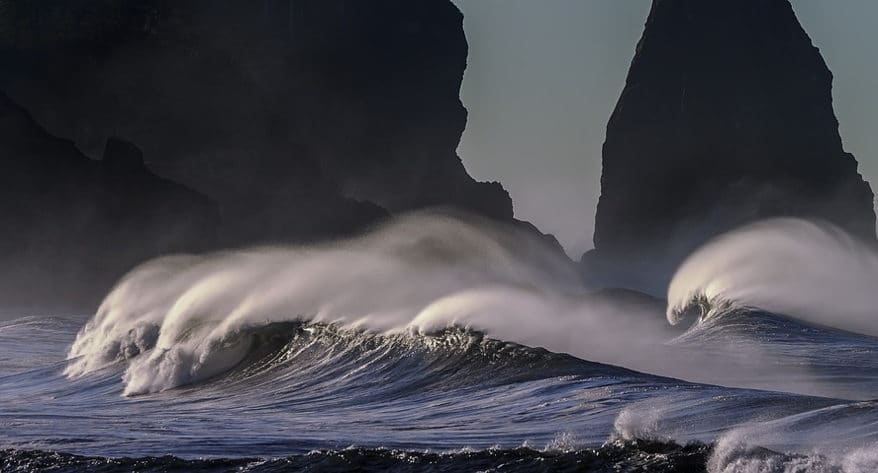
[0, 91, 218, 307]
[0, 0, 513, 244]
[587, 0, 876, 292]
[0, 0, 530, 307]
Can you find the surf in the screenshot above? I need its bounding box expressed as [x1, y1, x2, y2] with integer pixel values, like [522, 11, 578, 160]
[60, 212, 878, 402]
[64, 211, 682, 395]
[667, 218, 878, 336]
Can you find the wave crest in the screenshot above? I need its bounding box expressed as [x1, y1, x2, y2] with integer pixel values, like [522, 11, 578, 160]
[65, 212, 632, 395]
[666, 218, 878, 336]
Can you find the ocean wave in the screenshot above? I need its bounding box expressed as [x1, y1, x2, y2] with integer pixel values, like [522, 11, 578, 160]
[64, 212, 680, 395]
[10, 216, 878, 468]
[660, 218, 878, 398]
[62, 212, 878, 400]
[665, 302, 878, 399]
[667, 218, 878, 338]
[119, 321, 638, 400]
[12, 310, 878, 465]
[708, 427, 878, 473]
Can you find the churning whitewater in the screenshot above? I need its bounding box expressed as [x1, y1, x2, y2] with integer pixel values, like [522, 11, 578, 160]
[5, 213, 878, 472]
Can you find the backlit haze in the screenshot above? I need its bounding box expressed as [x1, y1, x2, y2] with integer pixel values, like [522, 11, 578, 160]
[453, 0, 878, 257]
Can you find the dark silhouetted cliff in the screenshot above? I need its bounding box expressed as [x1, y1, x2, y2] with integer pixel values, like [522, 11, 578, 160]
[0, 1, 553, 307]
[0, 0, 512, 248]
[0, 91, 218, 308]
[587, 0, 876, 292]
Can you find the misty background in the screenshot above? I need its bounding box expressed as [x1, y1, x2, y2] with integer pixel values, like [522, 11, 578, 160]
[452, 0, 878, 258]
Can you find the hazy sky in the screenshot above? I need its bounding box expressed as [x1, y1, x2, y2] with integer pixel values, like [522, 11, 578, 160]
[452, 0, 878, 258]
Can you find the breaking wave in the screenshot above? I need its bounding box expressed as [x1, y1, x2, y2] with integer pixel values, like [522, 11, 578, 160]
[7, 215, 878, 470]
[667, 218, 878, 338]
[63, 213, 878, 400]
[65, 212, 677, 395]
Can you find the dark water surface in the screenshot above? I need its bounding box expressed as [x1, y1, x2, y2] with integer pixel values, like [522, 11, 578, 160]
[3, 307, 878, 472]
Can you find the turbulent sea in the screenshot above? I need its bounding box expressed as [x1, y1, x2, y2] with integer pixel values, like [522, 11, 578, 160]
[3, 214, 878, 472]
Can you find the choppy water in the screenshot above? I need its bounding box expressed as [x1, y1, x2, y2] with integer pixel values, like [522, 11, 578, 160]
[4, 215, 878, 472]
[3, 311, 878, 472]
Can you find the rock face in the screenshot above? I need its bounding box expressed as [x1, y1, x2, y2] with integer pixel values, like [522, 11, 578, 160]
[0, 91, 218, 308]
[588, 0, 876, 292]
[0, 0, 513, 247]
[0, 0, 537, 307]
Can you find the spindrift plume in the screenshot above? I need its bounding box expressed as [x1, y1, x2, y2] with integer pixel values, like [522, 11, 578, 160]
[65, 212, 679, 395]
[668, 218, 878, 337]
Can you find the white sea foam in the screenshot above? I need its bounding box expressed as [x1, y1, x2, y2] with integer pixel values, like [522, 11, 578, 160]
[668, 218, 878, 337]
[708, 425, 878, 473]
[65, 212, 677, 395]
[66, 213, 878, 397]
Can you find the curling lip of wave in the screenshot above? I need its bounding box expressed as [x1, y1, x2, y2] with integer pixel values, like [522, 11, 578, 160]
[63, 211, 607, 395]
[666, 293, 738, 326]
[65, 212, 878, 399]
[666, 217, 878, 337]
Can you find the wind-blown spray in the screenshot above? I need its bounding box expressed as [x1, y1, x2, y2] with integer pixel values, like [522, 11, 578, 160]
[668, 218, 878, 336]
[66, 212, 675, 395]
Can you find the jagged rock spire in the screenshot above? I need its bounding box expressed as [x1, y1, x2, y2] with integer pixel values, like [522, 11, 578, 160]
[588, 0, 875, 291]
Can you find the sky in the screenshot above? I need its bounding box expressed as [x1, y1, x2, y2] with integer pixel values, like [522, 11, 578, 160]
[452, 0, 878, 258]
